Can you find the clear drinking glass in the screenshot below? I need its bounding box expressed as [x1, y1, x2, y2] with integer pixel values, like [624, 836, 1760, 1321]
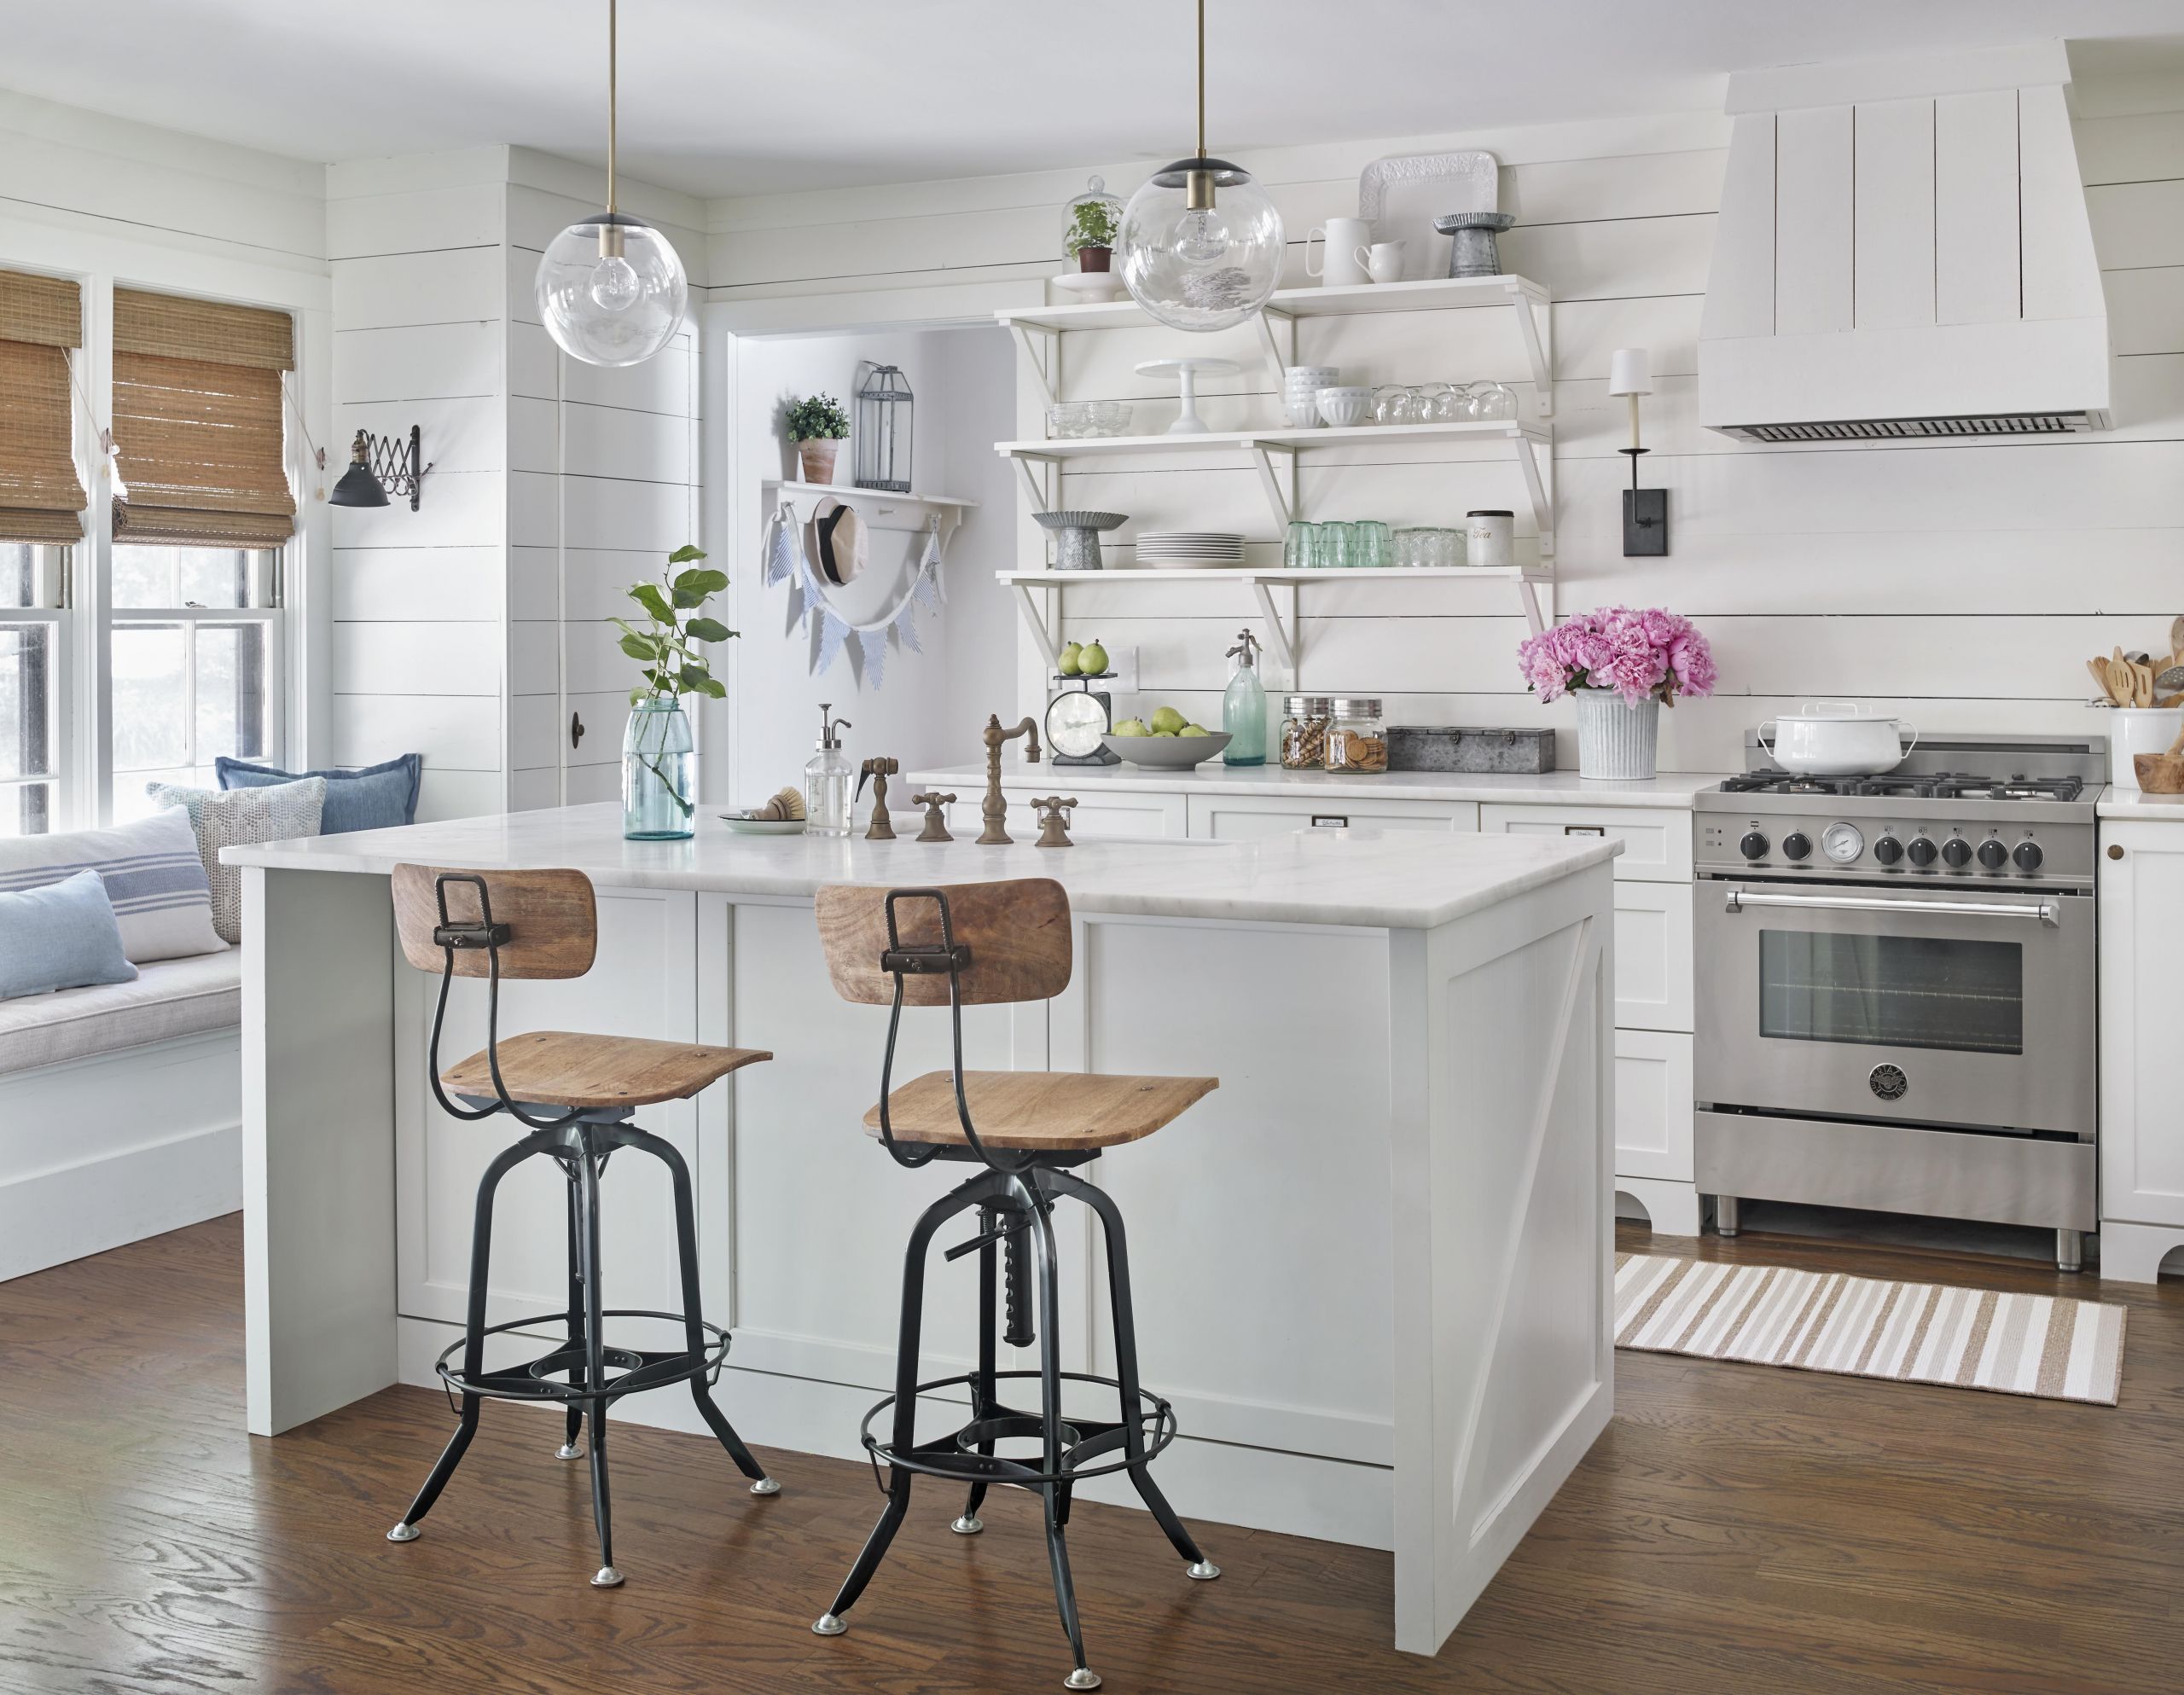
[1371, 385, 1409, 427]
[1317, 521, 1357, 569]
[1472, 380, 1518, 422]
[1285, 520, 1320, 569]
[1355, 521, 1391, 569]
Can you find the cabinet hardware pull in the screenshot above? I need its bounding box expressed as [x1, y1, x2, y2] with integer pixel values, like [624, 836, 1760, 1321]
[2108, 844, 2125, 860]
[1725, 888, 2061, 926]
[1310, 815, 1349, 828]
[1564, 825, 1606, 837]
[571, 711, 586, 749]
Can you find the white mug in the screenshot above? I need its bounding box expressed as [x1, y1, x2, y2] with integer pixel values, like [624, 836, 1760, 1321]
[1304, 218, 1372, 287]
[1355, 241, 1406, 285]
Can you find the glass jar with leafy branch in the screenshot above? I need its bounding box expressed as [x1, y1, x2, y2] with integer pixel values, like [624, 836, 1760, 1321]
[785, 392, 851, 485]
[1063, 174, 1125, 273]
[611, 543, 733, 840]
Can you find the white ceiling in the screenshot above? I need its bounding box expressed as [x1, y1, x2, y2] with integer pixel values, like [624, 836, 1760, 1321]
[1, 1, 2180, 200]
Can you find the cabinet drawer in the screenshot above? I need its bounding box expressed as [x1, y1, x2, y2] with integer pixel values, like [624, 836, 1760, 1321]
[1614, 881, 1693, 1032]
[1615, 1028, 1694, 1182]
[1188, 793, 1478, 841]
[978, 787, 1187, 839]
[1478, 803, 1692, 881]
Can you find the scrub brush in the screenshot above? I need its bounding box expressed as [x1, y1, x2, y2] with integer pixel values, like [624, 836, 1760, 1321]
[753, 786, 805, 821]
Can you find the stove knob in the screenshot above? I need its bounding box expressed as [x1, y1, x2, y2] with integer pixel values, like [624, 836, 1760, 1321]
[1942, 837, 1972, 868]
[1872, 835, 1903, 865]
[1977, 839, 2008, 870]
[2013, 840, 2044, 873]
[1906, 837, 1937, 867]
[1739, 831, 1770, 861]
[1780, 831, 1812, 861]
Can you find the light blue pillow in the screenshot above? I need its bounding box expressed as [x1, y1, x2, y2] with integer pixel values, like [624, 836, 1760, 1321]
[0, 868, 138, 1000]
[216, 752, 420, 835]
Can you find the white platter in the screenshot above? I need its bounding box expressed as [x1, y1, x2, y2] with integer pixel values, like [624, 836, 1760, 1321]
[1357, 149, 1499, 282]
[719, 814, 807, 835]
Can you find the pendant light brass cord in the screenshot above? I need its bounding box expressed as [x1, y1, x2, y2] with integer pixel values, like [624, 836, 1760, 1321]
[1195, 0, 1205, 159]
[606, 0, 618, 214]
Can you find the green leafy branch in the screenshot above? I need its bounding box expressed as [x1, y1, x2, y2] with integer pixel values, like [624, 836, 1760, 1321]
[611, 543, 734, 707]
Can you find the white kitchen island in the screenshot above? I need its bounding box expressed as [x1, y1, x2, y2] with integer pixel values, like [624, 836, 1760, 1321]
[227, 803, 1618, 1655]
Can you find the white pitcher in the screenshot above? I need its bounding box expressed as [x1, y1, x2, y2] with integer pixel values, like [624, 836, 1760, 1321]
[1304, 218, 1372, 287]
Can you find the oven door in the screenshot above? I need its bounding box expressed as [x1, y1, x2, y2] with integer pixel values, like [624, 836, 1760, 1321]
[1695, 879, 2094, 1136]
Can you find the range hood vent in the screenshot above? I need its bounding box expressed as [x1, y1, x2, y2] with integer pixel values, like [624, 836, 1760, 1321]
[1700, 43, 2111, 442]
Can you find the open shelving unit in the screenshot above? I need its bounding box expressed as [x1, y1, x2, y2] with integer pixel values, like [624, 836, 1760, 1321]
[758, 477, 979, 561]
[997, 566, 1551, 678]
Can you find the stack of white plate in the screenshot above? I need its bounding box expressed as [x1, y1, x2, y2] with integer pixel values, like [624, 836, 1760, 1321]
[1135, 531, 1246, 568]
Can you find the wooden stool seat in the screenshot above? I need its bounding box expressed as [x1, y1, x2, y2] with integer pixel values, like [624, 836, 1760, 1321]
[443, 1032, 772, 1110]
[865, 1070, 1217, 1151]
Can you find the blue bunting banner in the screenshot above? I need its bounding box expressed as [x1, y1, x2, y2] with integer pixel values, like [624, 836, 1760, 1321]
[769, 499, 944, 692]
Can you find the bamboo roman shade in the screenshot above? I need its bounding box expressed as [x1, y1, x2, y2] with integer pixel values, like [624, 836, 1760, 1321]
[0, 270, 88, 546]
[112, 287, 296, 549]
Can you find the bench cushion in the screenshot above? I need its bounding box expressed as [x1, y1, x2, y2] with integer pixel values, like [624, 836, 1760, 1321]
[0, 949, 240, 1076]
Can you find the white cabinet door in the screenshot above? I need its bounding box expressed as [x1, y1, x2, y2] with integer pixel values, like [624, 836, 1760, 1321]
[1478, 804, 1693, 882]
[961, 786, 1188, 839]
[397, 887, 699, 1338]
[2100, 822, 2184, 1228]
[1188, 793, 1479, 840]
[1614, 1028, 1694, 1182]
[1613, 881, 1694, 1032]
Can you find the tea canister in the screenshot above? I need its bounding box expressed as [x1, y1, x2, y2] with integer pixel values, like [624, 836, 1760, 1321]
[1466, 509, 1515, 570]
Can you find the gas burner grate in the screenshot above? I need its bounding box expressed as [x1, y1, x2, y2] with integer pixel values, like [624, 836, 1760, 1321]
[1720, 769, 2086, 802]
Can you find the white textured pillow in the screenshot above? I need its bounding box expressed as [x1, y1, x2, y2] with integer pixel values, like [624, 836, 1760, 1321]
[0, 809, 226, 962]
[148, 777, 327, 944]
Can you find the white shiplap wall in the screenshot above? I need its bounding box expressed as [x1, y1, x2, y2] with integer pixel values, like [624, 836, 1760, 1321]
[328, 148, 706, 819]
[704, 85, 2184, 771]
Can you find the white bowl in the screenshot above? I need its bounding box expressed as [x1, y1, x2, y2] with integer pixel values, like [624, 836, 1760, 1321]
[1316, 386, 1373, 427]
[1284, 365, 1340, 389]
[1104, 731, 1232, 768]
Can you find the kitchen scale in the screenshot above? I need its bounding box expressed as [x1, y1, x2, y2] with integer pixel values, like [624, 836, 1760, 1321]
[1046, 672, 1121, 765]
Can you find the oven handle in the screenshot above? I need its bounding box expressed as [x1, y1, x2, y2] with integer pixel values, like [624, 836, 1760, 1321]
[1724, 888, 2062, 926]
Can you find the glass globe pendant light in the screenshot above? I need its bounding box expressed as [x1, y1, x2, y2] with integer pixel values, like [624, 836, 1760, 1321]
[1116, 0, 1284, 333]
[535, 0, 688, 367]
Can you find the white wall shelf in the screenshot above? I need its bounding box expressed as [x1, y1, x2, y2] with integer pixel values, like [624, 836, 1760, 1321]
[758, 477, 977, 562]
[997, 566, 1553, 679]
[996, 274, 1554, 413]
[759, 478, 978, 510]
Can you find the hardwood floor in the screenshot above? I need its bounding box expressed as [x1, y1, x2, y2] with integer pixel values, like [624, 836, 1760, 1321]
[3, 1216, 2181, 1694]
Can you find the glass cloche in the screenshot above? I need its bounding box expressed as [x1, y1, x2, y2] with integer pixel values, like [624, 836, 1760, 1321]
[1062, 174, 1126, 270]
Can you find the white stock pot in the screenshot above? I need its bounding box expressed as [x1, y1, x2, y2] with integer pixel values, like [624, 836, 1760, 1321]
[1758, 702, 1916, 776]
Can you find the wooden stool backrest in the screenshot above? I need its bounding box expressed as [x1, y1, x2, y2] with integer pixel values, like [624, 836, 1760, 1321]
[816, 879, 1072, 1007]
[391, 863, 597, 980]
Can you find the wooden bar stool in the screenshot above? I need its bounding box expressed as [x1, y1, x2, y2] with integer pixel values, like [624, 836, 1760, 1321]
[809, 878, 1220, 1692]
[382, 864, 778, 1588]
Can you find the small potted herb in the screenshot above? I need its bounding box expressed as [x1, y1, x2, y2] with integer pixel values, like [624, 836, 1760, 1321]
[785, 393, 851, 485]
[1064, 197, 1120, 273]
[610, 544, 733, 839]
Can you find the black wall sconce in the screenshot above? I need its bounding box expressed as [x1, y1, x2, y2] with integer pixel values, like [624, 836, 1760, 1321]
[1609, 348, 1667, 556]
[328, 427, 432, 511]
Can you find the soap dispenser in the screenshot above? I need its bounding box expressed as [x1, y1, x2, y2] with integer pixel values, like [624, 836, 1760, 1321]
[804, 705, 854, 836]
[1222, 629, 1267, 766]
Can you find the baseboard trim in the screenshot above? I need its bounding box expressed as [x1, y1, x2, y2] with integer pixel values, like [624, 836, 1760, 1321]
[0, 1119, 241, 1281]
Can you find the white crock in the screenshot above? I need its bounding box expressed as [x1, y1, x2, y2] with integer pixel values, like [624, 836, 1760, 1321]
[1576, 688, 1660, 781]
[1760, 702, 1914, 776]
[2107, 707, 2184, 792]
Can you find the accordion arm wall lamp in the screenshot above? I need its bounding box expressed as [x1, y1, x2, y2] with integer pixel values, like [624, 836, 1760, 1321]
[1608, 347, 1666, 556]
[328, 427, 432, 511]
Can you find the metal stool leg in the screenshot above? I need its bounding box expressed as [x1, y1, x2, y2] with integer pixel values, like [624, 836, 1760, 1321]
[1056, 1170, 1216, 1579]
[1024, 1187, 1098, 1690]
[390, 1132, 541, 1541]
[557, 1164, 586, 1461]
[621, 1123, 778, 1495]
[573, 1128, 623, 1588]
[816, 1174, 990, 1636]
[954, 1200, 1003, 1537]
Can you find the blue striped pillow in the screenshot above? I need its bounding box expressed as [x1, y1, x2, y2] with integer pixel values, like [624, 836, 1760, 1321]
[0, 809, 226, 962]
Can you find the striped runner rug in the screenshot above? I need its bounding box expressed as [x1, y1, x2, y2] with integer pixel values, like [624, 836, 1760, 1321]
[1615, 1253, 2127, 1406]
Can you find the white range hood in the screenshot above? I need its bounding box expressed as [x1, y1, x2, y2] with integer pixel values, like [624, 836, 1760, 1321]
[1699, 42, 2111, 443]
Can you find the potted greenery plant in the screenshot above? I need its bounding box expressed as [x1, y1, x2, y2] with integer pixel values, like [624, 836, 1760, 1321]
[1064, 197, 1120, 273]
[785, 392, 851, 485]
[610, 544, 732, 839]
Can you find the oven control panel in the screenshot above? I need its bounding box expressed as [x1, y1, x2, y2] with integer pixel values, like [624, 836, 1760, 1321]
[1697, 812, 2088, 885]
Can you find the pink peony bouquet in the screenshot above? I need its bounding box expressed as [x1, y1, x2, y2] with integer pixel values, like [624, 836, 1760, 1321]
[1517, 607, 1716, 707]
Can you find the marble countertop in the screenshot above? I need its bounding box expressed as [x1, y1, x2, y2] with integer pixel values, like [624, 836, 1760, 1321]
[905, 762, 1728, 809]
[224, 802, 1620, 931]
[2098, 787, 2184, 817]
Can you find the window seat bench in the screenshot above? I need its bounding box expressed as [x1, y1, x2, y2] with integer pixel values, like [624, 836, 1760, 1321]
[0, 949, 243, 1281]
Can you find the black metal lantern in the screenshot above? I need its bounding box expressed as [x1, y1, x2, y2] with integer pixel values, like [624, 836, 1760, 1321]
[853, 364, 913, 494]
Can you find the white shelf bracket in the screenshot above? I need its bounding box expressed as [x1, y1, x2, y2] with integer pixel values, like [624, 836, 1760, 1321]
[1009, 581, 1059, 663]
[1247, 576, 1299, 678]
[1011, 452, 1054, 514]
[1518, 575, 1549, 636]
[1245, 439, 1295, 530]
[1508, 285, 1552, 418]
[1008, 320, 1057, 409]
[1513, 432, 1554, 561]
[1253, 308, 1295, 392]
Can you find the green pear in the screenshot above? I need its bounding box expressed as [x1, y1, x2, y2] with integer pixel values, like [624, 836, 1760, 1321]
[1078, 638, 1109, 675]
[1111, 717, 1149, 737]
[1149, 705, 1186, 734]
[1057, 641, 1083, 676]
[1178, 723, 1211, 737]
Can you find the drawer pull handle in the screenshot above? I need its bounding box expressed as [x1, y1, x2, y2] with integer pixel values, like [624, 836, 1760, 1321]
[1564, 825, 1606, 837]
[1310, 815, 1349, 828]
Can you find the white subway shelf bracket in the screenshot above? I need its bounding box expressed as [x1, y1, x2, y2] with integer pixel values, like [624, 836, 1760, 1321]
[1254, 308, 1296, 392]
[1007, 320, 1058, 409]
[1245, 439, 1296, 530]
[1508, 283, 1553, 418]
[1518, 574, 1549, 637]
[1513, 432, 1554, 561]
[1247, 576, 1299, 676]
[1013, 453, 1054, 514]
[1008, 581, 1059, 662]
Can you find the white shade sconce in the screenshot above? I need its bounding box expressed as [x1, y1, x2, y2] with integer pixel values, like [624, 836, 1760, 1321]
[1608, 347, 1666, 556]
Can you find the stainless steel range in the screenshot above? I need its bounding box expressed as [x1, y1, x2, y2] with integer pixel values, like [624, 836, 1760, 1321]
[1692, 734, 2104, 1270]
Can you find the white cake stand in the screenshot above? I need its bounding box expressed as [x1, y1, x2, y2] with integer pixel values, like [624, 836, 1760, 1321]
[1135, 357, 1242, 435]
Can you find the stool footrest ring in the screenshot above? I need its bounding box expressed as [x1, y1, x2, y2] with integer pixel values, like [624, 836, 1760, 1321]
[858, 1368, 1177, 1489]
[434, 1309, 729, 1405]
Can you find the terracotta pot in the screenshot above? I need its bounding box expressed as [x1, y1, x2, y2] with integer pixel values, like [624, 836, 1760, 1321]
[1077, 246, 1112, 274]
[797, 438, 842, 485]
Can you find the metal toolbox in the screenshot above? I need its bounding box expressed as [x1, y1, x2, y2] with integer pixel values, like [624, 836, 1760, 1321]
[1387, 726, 1556, 774]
